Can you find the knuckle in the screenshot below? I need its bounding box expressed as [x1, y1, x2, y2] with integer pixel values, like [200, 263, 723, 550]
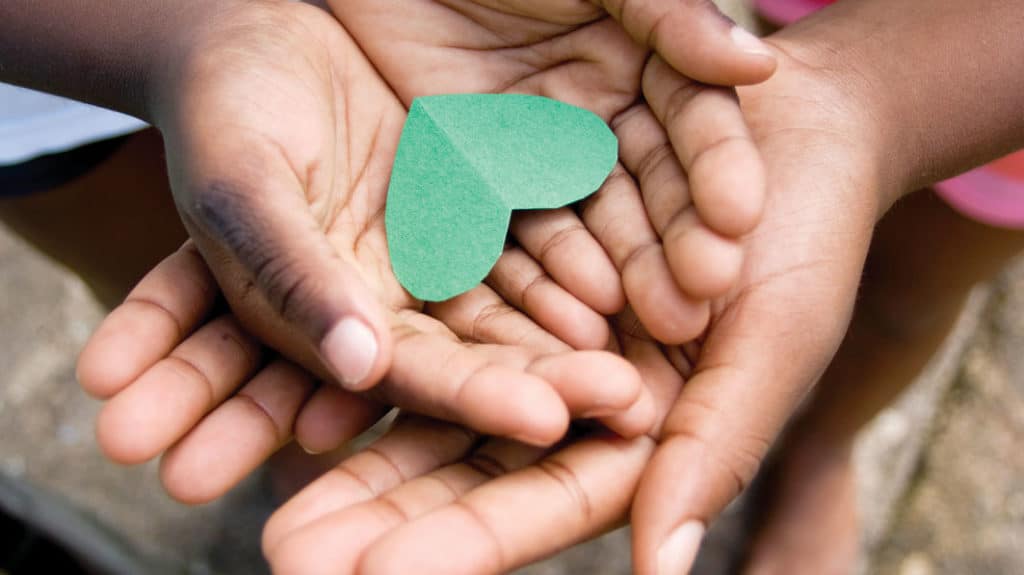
[535, 459, 593, 525]
[464, 452, 512, 480]
[536, 221, 588, 263]
[662, 81, 705, 123]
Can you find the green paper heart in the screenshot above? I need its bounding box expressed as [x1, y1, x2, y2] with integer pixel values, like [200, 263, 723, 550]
[386, 94, 618, 302]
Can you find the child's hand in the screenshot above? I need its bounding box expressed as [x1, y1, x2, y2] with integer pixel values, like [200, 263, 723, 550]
[330, 0, 768, 345]
[77, 242, 655, 504]
[77, 2, 654, 487]
[264, 35, 889, 575]
[263, 308, 685, 575]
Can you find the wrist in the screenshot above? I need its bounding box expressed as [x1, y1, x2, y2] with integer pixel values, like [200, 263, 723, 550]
[767, 21, 911, 217]
[144, 0, 252, 125]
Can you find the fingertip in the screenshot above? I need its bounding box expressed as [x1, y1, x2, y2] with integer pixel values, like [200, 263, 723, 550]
[95, 400, 155, 465]
[723, 26, 778, 84]
[75, 343, 123, 400]
[76, 318, 157, 399]
[622, 246, 710, 344]
[319, 315, 390, 392]
[510, 384, 570, 447]
[689, 138, 767, 238]
[575, 351, 644, 410]
[159, 451, 218, 506]
[598, 385, 657, 439]
[450, 363, 570, 446]
[268, 531, 338, 575]
[560, 304, 613, 351]
[527, 351, 642, 423]
[664, 221, 744, 300]
[294, 386, 384, 454]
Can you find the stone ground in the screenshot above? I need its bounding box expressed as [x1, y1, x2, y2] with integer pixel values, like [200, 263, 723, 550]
[3, 2, 1023, 573]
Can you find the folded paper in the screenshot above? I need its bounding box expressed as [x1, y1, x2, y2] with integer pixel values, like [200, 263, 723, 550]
[386, 94, 618, 301]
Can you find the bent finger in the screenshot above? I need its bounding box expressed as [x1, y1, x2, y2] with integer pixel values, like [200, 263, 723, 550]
[96, 315, 261, 464]
[159, 360, 315, 504]
[77, 243, 216, 398]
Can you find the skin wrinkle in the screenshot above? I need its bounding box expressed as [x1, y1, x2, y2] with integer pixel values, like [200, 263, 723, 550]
[121, 296, 187, 344]
[233, 390, 289, 443]
[162, 354, 220, 413]
[535, 458, 594, 525]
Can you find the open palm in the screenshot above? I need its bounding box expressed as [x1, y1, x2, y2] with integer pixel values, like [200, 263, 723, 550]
[331, 0, 770, 347]
[80, 0, 651, 465]
[262, 38, 888, 575]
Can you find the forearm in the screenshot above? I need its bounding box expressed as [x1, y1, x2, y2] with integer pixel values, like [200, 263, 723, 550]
[775, 0, 1024, 206]
[0, 0, 229, 120]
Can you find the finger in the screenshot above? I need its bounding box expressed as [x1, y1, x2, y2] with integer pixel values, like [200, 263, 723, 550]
[594, 0, 776, 86]
[263, 416, 478, 552]
[428, 285, 572, 354]
[525, 351, 652, 438]
[643, 55, 767, 239]
[268, 439, 543, 575]
[511, 208, 624, 315]
[485, 247, 611, 350]
[357, 433, 654, 575]
[614, 102, 744, 303]
[95, 315, 261, 464]
[631, 289, 855, 575]
[580, 154, 709, 343]
[293, 385, 388, 455]
[77, 243, 216, 399]
[431, 286, 653, 437]
[173, 133, 391, 393]
[159, 360, 315, 504]
[374, 325, 570, 446]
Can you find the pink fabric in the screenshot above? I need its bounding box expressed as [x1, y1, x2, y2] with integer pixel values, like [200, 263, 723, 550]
[753, 0, 835, 25]
[753, 0, 1024, 229]
[935, 155, 1024, 228]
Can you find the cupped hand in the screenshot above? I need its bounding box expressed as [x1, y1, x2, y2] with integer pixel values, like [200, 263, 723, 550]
[263, 37, 889, 574]
[332, 0, 769, 346]
[77, 239, 655, 504]
[262, 305, 688, 575]
[78, 0, 652, 468]
[629, 40, 886, 573]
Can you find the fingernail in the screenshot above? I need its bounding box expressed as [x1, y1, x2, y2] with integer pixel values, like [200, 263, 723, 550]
[657, 521, 705, 575]
[300, 443, 325, 456]
[320, 317, 378, 391]
[730, 26, 772, 57]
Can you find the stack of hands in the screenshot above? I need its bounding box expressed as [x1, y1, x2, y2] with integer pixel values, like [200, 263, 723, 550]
[3, 0, 1009, 572]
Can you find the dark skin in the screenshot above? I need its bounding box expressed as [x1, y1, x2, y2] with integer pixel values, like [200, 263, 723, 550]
[83, 2, 1024, 573]
[11, 0, 1024, 572]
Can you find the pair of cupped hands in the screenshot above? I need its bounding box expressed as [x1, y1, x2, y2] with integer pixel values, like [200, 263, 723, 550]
[76, 0, 887, 573]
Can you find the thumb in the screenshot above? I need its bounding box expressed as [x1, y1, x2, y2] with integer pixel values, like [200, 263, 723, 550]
[631, 281, 855, 574]
[170, 135, 391, 392]
[594, 0, 777, 86]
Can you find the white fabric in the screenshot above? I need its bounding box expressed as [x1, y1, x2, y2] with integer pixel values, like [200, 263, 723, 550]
[0, 83, 148, 166]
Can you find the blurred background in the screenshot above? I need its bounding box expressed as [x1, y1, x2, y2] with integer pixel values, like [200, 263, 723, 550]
[2, 1, 1023, 573]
